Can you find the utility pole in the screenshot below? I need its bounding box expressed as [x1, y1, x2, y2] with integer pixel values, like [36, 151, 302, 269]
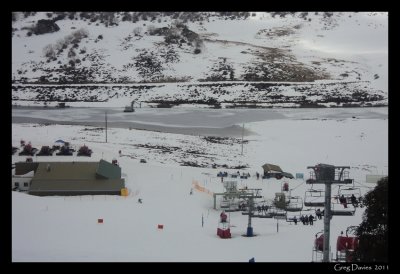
[105, 110, 108, 143]
[241, 123, 244, 155]
[306, 164, 352, 262]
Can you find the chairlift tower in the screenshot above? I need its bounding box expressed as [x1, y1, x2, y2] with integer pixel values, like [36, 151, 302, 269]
[246, 194, 255, 236]
[306, 164, 353, 262]
[213, 186, 262, 237]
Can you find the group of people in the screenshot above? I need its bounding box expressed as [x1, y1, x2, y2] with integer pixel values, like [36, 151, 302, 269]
[295, 215, 315, 225]
[315, 208, 324, 220]
[339, 194, 359, 208]
[256, 204, 269, 214]
[218, 171, 228, 177]
[238, 203, 271, 214]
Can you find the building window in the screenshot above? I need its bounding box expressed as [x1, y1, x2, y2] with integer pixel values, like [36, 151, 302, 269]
[15, 182, 19, 187]
[24, 182, 28, 187]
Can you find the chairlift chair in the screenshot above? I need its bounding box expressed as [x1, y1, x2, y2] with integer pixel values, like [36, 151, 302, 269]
[220, 200, 230, 209]
[304, 189, 325, 207]
[312, 231, 325, 262]
[267, 205, 286, 218]
[338, 187, 362, 206]
[285, 211, 302, 223]
[336, 226, 359, 262]
[226, 199, 242, 212]
[330, 202, 356, 216]
[274, 192, 289, 209]
[286, 196, 303, 212]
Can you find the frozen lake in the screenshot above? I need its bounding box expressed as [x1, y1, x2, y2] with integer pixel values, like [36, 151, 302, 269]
[12, 107, 388, 137]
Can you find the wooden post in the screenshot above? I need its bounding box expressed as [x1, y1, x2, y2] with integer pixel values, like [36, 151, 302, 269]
[277, 218, 279, 233]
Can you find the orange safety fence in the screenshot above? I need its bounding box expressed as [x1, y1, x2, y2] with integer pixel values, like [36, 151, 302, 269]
[192, 180, 214, 196]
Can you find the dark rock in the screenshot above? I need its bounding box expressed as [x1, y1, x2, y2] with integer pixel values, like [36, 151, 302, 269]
[32, 19, 60, 35]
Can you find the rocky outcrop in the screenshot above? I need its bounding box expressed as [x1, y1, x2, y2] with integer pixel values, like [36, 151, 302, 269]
[32, 19, 60, 35]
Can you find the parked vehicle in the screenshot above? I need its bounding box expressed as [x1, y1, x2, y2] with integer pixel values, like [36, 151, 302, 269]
[56, 145, 73, 156]
[37, 146, 54, 156]
[19, 143, 37, 156]
[77, 145, 92, 157]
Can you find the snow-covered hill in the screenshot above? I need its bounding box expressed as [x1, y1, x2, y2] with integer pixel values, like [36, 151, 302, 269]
[12, 12, 388, 107]
[11, 107, 388, 262]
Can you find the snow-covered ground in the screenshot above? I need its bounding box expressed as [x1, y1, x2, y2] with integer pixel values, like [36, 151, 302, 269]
[12, 107, 388, 262]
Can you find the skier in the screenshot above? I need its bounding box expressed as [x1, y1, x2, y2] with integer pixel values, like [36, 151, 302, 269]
[316, 209, 322, 220]
[350, 194, 358, 207]
[340, 195, 348, 208]
[309, 215, 314, 225]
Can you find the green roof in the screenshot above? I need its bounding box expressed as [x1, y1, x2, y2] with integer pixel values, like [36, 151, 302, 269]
[28, 161, 125, 195]
[96, 159, 121, 179]
[15, 162, 39, 175]
[33, 162, 98, 181]
[29, 178, 124, 192]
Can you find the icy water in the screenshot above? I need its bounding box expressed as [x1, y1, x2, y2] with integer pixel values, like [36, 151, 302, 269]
[12, 107, 388, 137]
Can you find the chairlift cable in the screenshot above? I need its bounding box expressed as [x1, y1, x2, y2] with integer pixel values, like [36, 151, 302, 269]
[353, 180, 374, 189]
[291, 180, 306, 191]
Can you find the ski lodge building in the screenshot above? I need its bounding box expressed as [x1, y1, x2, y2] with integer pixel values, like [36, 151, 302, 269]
[12, 159, 126, 196]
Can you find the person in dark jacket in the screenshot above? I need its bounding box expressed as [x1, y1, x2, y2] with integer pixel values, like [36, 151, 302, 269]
[220, 211, 227, 223]
[340, 195, 348, 208]
[309, 215, 314, 225]
[350, 194, 358, 207]
[316, 209, 322, 220]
